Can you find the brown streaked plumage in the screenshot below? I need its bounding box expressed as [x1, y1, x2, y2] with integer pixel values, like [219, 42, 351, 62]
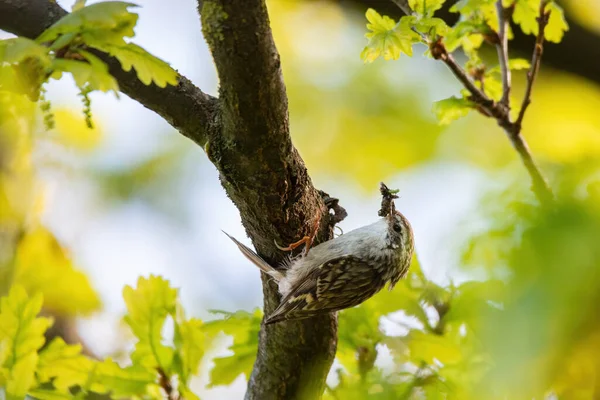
[224, 210, 414, 324]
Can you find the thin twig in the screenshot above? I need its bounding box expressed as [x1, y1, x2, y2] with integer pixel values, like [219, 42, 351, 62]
[496, 1, 512, 107]
[515, 0, 551, 129]
[429, 3, 554, 205]
[158, 368, 178, 400]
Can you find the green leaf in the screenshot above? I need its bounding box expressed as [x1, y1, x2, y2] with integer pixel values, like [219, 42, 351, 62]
[173, 318, 204, 385]
[0, 38, 51, 66]
[209, 342, 256, 387]
[5, 352, 38, 400]
[37, 338, 94, 392]
[413, 17, 451, 38]
[444, 280, 505, 331]
[406, 330, 462, 365]
[0, 286, 52, 400]
[28, 389, 76, 400]
[361, 10, 419, 63]
[0, 286, 52, 367]
[450, 0, 495, 14]
[444, 20, 488, 52]
[204, 309, 261, 387]
[545, 2, 568, 43]
[432, 96, 474, 124]
[0, 38, 51, 101]
[37, 2, 138, 45]
[13, 227, 102, 317]
[409, 0, 446, 17]
[122, 275, 178, 372]
[487, 58, 531, 77]
[512, 0, 539, 36]
[51, 57, 119, 94]
[91, 43, 178, 87]
[94, 359, 156, 398]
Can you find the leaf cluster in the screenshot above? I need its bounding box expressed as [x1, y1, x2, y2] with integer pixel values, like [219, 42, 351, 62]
[0, 1, 178, 130]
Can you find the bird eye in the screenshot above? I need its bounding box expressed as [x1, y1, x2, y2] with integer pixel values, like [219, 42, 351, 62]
[393, 223, 402, 232]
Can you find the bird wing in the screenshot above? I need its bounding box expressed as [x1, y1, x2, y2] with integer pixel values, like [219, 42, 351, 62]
[265, 255, 384, 324]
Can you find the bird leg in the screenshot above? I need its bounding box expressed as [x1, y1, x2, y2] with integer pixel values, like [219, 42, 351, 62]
[274, 213, 321, 256]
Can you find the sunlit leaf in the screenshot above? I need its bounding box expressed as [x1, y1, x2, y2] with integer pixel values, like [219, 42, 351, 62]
[13, 227, 101, 316]
[0, 286, 52, 400]
[361, 10, 419, 63]
[406, 330, 462, 365]
[0, 38, 50, 66]
[545, 2, 568, 43]
[28, 389, 76, 400]
[37, 338, 94, 392]
[432, 96, 473, 124]
[37, 2, 138, 45]
[173, 318, 204, 384]
[122, 275, 177, 372]
[409, 0, 446, 17]
[94, 359, 156, 398]
[51, 58, 118, 94]
[91, 43, 178, 87]
[513, 0, 539, 36]
[204, 309, 261, 387]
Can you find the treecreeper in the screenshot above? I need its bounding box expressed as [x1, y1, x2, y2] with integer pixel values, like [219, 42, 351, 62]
[224, 183, 414, 324]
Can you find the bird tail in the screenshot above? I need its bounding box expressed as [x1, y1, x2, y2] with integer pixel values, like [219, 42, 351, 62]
[222, 231, 284, 281]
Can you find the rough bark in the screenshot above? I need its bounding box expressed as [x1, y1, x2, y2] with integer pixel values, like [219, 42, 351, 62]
[0, 0, 338, 398]
[199, 1, 337, 398]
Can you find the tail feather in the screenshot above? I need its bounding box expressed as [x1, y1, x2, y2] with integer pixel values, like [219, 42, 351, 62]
[222, 231, 284, 281]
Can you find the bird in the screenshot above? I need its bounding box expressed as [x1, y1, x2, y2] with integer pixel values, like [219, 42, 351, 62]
[223, 208, 414, 325]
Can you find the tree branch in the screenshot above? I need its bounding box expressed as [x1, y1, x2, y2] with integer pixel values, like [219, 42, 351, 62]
[0, 0, 218, 147]
[496, 1, 512, 107]
[515, 0, 550, 129]
[199, 0, 338, 398]
[430, 5, 554, 205]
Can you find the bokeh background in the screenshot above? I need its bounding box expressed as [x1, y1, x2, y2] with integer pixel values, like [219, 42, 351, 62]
[2, 0, 600, 398]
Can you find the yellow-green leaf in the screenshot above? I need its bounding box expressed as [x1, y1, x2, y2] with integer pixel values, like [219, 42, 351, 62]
[37, 338, 94, 392]
[28, 389, 75, 400]
[209, 342, 256, 387]
[409, 0, 446, 17]
[361, 10, 419, 63]
[5, 352, 38, 400]
[51, 58, 118, 94]
[123, 275, 177, 372]
[513, 0, 539, 36]
[432, 96, 474, 125]
[545, 2, 568, 43]
[406, 330, 462, 365]
[173, 318, 204, 384]
[13, 228, 101, 316]
[204, 309, 261, 387]
[94, 359, 156, 398]
[0, 286, 52, 367]
[90, 43, 178, 87]
[37, 2, 138, 45]
[0, 38, 51, 66]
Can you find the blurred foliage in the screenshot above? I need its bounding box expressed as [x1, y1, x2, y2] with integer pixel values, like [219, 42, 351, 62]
[203, 309, 263, 387]
[0, 277, 206, 399]
[0, 1, 177, 129]
[1, 0, 600, 399]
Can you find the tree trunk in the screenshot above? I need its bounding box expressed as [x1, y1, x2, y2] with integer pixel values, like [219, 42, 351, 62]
[0, 0, 340, 398]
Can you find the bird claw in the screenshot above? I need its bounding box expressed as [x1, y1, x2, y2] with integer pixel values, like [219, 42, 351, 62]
[274, 236, 312, 252]
[274, 213, 322, 256]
